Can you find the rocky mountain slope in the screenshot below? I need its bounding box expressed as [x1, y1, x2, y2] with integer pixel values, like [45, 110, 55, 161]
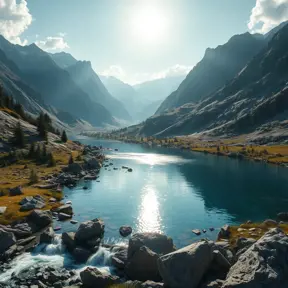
[128, 22, 288, 138]
[0, 36, 116, 127]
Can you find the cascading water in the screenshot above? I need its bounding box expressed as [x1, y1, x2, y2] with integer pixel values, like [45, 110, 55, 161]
[0, 234, 121, 284]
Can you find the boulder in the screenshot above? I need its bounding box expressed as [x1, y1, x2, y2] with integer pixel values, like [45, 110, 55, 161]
[58, 213, 72, 221]
[19, 196, 33, 205]
[262, 219, 278, 226]
[128, 233, 175, 258]
[80, 267, 119, 288]
[67, 163, 83, 174]
[28, 210, 52, 230]
[0, 207, 6, 215]
[277, 212, 288, 221]
[119, 226, 132, 237]
[125, 246, 161, 281]
[9, 186, 23, 196]
[62, 232, 76, 252]
[73, 246, 92, 263]
[222, 228, 288, 287]
[20, 202, 36, 212]
[218, 225, 231, 239]
[158, 240, 214, 288]
[111, 256, 125, 270]
[40, 227, 55, 244]
[75, 218, 104, 242]
[56, 204, 73, 215]
[84, 157, 102, 170]
[0, 228, 16, 254]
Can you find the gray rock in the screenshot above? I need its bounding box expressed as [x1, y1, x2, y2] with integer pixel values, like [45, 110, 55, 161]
[56, 204, 73, 215]
[73, 247, 92, 263]
[277, 212, 288, 221]
[67, 163, 83, 174]
[119, 226, 132, 237]
[70, 220, 78, 224]
[222, 228, 288, 287]
[9, 186, 23, 196]
[20, 202, 36, 212]
[84, 157, 102, 170]
[125, 246, 161, 281]
[211, 250, 231, 272]
[40, 227, 55, 244]
[0, 228, 16, 255]
[236, 237, 256, 250]
[218, 225, 231, 239]
[128, 233, 175, 258]
[58, 213, 72, 221]
[0, 207, 7, 215]
[263, 219, 278, 226]
[62, 232, 75, 252]
[75, 218, 104, 242]
[111, 256, 125, 270]
[158, 240, 214, 288]
[27, 210, 52, 230]
[19, 196, 33, 205]
[80, 267, 119, 288]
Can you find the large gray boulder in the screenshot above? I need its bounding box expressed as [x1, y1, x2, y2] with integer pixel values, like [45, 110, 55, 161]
[222, 228, 288, 288]
[84, 157, 102, 170]
[125, 246, 161, 281]
[9, 186, 23, 196]
[27, 210, 52, 230]
[73, 246, 92, 263]
[62, 232, 75, 252]
[128, 233, 175, 258]
[56, 204, 73, 215]
[80, 267, 119, 288]
[75, 218, 104, 242]
[0, 228, 16, 254]
[67, 163, 83, 174]
[157, 240, 214, 288]
[40, 227, 55, 244]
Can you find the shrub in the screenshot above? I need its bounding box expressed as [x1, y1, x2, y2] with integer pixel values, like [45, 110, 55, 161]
[61, 130, 68, 143]
[29, 169, 38, 184]
[47, 152, 56, 167]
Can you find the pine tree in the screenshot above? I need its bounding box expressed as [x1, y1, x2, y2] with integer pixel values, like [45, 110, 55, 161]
[61, 130, 68, 143]
[28, 142, 35, 158]
[29, 169, 38, 184]
[47, 152, 56, 167]
[14, 103, 26, 119]
[68, 154, 74, 165]
[12, 122, 25, 148]
[42, 144, 47, 162]
[35, 144, 42, 162]
[37, 113, 48, 139]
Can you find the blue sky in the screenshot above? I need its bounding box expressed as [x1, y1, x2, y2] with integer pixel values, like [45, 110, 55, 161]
[1, 0, 288, 84]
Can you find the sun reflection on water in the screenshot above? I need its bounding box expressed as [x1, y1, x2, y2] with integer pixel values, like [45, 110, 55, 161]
[137, 186, 162, 233]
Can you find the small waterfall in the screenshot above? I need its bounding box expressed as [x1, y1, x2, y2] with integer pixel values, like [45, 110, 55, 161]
[87, 246, 114, 267]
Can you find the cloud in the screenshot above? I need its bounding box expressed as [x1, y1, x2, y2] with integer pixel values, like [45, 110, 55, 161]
[248, 0, 288, 33]
[0, 0, 32, 45]
[100, 64, 192, 85]
[35, 36, 69, 51]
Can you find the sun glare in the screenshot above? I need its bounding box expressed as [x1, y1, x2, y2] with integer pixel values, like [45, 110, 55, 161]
[131, 5, 168, 44]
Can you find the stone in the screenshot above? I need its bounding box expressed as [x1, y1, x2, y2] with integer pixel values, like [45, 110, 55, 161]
[9, 186, 23, 196]
[54, 226, 61, 231]
[128, 168, 133, 172]
[20, 203, 36, 212]
[80, 267, 119, 288]
[236, 237, 256, 250]
[277, 212, 288, 221]
[111, 256, 125, 270]
[84, 157, 102, 170]
[0, 228, 16, 255]
[66, 201, 72, 205]
[27, 210, 52, 230]
[49, 198, 57, 203]
[158, 240, 214, 288]
[222, 228, 288, 287]
[70, 220, 78, 224]
[125, 246, 161, 281]
[19, 196, 33, 205]
[17, 236, 36, 246]
[211, 250, 231, 272]
[75, 218, 104, 242]
[62, 232, 75, 252]
[58, 213, 72, 221]
[263, 219, 278, 226]
[40, 227, 55, 244]
[56, 205, 73, 215]
[192, 229, 201, 236]
[218, 225, 231, 239]
[128, 233, 175, 258]
[0, 207, 7, 215]
[73, 247, 92, 263]
[119, 226, 132, 237]
[67, 163, 83, 174]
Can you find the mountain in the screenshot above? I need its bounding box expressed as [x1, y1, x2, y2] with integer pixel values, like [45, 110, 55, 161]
[100, 75, 184, 122]
[124, 22, 288, 139]
[49, 52, 77, 69]
[0, 36, 115, 127]
[65, 61, 131, 122]
[156, 32, 266, 114]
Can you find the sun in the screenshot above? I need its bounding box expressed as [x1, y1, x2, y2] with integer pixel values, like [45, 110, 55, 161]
[131, 4, 168, 44]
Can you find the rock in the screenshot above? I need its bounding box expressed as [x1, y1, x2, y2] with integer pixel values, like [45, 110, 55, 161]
[83, 186, 88, 190]
[222, 228, 288, 287]
[70, 220, 78, 224]
[125, 246, 161, 281]
[158, 240, 214, 288]
[236, 237, 256, 250]
[80, 267, 119, 288]
[277, 212, 288, 221]
[19, 196, 33, 205]
[128, 168, 133, 172]
[27, 210, 52, 230]
[84, 157, 102, 170]
[66, 201, 72, 205]
[58, 213, 72, 221]
[0, 228, 16, 255]
[67, 163, 83, 174]
[111, 256, 125, 270]
[84, 175, 97, 180]
[40, 227, 55, 244]
[211, 250, 231, 272]
[62, 232, 75, 252]
[75, 218, 104, 242]
[218, 225, 231, 239]
[128, 233, 175, 258]
[119, 226, 132, 237]
[54, 226, 61, 231]
[209, 227, 215, 231]
[56, 205, 73, 215]
[49, 197, 57, 203]
[73, 247, 92, 263]
[9, 186, 23, 196]
[20, 202, 36, 212]
[192, 229, 201, 236]
[263, 219, 278, 226]
[0, 207, 6, 215]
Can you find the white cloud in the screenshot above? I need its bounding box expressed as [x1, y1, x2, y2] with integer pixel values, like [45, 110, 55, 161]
[35, 36, 69, 51]
[100, 64, 192, 85]
[248, 0, 288, 33]
[0, 0, 32, 45]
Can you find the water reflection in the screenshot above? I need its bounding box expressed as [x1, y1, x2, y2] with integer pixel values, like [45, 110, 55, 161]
[137, 185, 162, 233]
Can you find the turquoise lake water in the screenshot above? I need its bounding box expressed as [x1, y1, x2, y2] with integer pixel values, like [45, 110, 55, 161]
[58, 138, 288, 248]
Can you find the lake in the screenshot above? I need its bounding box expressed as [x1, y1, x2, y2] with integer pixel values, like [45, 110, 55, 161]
[58, 137, 288, 248]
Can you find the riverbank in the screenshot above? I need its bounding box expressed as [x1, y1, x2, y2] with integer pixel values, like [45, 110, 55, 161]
[82, 133, 288, 167]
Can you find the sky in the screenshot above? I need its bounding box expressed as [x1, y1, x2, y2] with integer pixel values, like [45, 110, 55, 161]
[0, 0, 287, 85]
